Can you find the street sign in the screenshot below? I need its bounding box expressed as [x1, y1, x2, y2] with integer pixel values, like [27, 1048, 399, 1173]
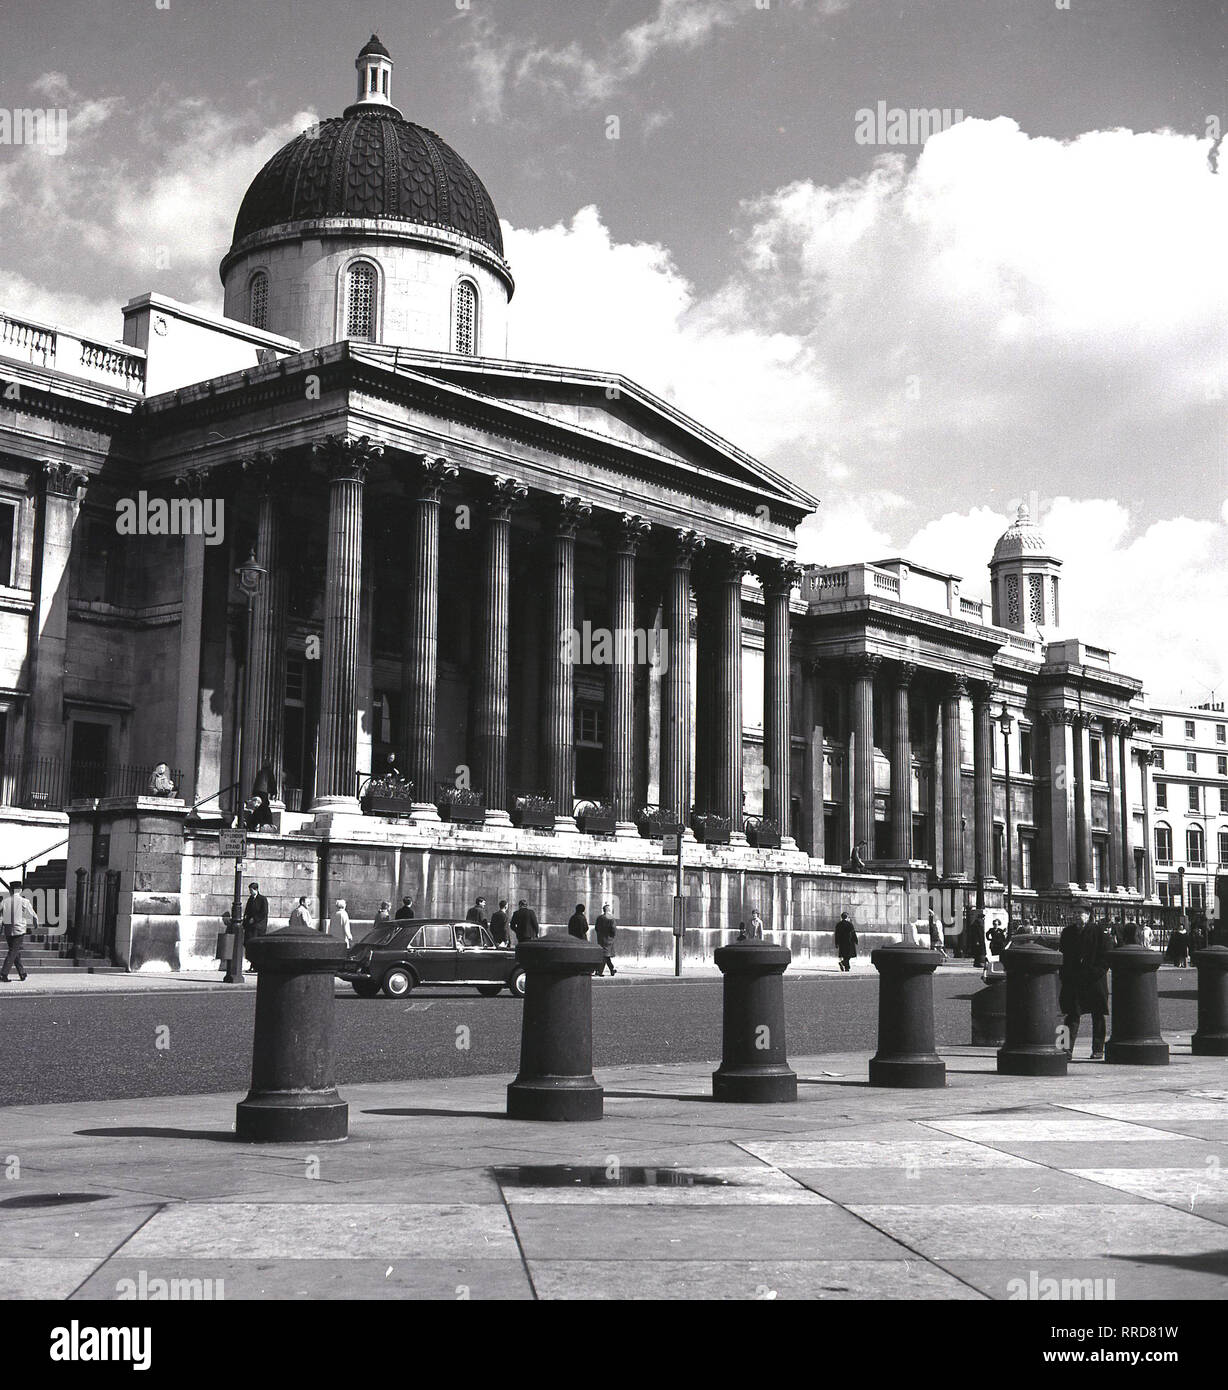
[662, 833, 679, 856]
[219, 830, 247, 859]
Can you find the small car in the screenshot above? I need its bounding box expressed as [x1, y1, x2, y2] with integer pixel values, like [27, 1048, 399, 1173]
[338, 918, 526, 999]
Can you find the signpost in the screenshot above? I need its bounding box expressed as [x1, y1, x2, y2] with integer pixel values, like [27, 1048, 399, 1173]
[220, 831, 247, 984]
[662, 822, 684, 977]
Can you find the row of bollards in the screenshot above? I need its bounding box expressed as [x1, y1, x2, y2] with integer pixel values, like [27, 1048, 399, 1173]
[233, 926, 1228, 1140]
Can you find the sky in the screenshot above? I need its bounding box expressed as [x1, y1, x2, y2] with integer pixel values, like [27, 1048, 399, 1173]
[0, 0, 1225, 704]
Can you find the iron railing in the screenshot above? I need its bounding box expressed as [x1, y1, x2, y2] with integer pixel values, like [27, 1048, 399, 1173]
[0, 757, 183, 811]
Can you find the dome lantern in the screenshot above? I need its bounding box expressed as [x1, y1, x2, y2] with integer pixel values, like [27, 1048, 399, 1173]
[350, 34, 400, 118]
[988, 502, 1062, 636]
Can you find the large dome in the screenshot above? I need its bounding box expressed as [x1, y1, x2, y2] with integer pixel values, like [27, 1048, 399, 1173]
[230, 108, 504, 257]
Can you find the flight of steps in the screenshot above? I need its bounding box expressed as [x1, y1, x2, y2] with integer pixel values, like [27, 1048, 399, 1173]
[2, 860, 122, 974]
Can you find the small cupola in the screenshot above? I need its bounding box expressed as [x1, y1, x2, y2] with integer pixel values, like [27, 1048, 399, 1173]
[349, 35, 400, 117]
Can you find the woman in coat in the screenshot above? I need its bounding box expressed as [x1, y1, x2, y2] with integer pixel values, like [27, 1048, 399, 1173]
[834, 912, 858, 972]
[1058, 910, 1112, 1059]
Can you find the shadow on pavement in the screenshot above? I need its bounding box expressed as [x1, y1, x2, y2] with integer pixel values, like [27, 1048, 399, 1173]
[75, 1126, 238, 1142]
[1119, 1251, 1228, 1276]
[601, 1090, 715, 1103]
[362, 1107, 508, 1120]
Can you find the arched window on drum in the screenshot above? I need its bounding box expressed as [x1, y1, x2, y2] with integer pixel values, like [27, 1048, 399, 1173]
[454, 278, 479, 356]
[249, 271, 269, 331]
[345, 261, 378, 342]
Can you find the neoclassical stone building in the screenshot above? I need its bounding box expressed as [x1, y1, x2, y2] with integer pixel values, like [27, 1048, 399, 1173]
[0, 40, 1166, 968]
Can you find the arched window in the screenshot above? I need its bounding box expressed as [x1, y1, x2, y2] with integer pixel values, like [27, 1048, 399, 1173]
[345, 262, 377, 342]
[454, 279, 478, 356]
[1188, 826, 1205, 866]
[249, 271, 269, 331]
[1155, 824, 1172, 864]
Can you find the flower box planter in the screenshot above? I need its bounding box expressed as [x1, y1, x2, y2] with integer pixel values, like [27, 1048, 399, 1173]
[436, 786, 486, 824]
[361, 794, 416, 818]
[692, 813, 731, 846]
[576, 803, 617, 837]
[746, 817, 780, 850]
[513, 795, 556, 830]
[636, 807, 684, 840]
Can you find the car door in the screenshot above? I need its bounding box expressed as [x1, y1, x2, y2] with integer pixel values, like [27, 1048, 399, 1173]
[457, 925, 507, 983]
[406, 923, 456, 984]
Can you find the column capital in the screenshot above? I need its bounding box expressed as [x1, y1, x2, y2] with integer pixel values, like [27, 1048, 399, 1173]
[40, 460, 88, 498]
[757, 555, 803, 595]
[241, 449, 291, 498]
[1043, 707, 1077, 727]
[1071, 711, 1094, 730]
[611, 512, 652, 555]
[670, 527, 706, 567]
[479, 474, 529, 521]
[969, 678, 997, 708]
[1105, 716, 1132, 737]
[942, 672, 968, 700]
[714, 543, 757, 582]
[545, 494, 593, 538]
[1137, 746, 1157, 766]
[896, 660, 918, 688]
[313, 433, 383, 484]
[851, 653, 882, 680]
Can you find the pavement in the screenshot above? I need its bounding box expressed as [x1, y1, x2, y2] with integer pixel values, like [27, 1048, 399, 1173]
[3, 1030, 1228, 1301]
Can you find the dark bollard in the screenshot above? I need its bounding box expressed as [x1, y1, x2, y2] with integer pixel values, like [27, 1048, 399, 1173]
[507, 936, 604, 1121]
[236, 925, 348, 1142]
[869, 946, 945, 1088]
[1106, 946, 1169, 1066]
[970, 975, 1007, 1046]
[711, 941, 797, 1103]
[1192, 946, 1228, 1055]
[997, 942, 1067, 1076]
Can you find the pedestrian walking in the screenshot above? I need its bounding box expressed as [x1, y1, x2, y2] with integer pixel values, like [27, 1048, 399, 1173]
[394, 895, 416, 921]
[1059, 908, 1113, 1059]
[488, 898, 510, 946]
[288, 895, 313, 930]
[0, 884, 36, 982]
[568, 902, 589, 940]
[594, 902, 617, 975]
[1138, 921, 1154, 951]
[242, 882, 269, 942]
[466, 896, 489, 929]
[1164, 920, 1189, 967]
[510, 898, 539, 943]
[928, 908, 946, 960]
[834, 911, 857, 972]
[748, 908, 765, 940]
[330, 898, 352, 949]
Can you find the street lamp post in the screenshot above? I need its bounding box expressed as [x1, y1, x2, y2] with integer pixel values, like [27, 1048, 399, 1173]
[997, 704, 1014, 930]
[224, 550, 267, 987]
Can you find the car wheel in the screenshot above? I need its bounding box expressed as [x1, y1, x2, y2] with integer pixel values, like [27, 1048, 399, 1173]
[508, 967, 527, 998]
[382, 967, 415, 999]
[351, 982, 379, 999]
[476, 984, 502, 997]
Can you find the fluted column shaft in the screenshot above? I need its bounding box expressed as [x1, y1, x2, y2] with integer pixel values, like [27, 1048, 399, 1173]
[713, 548, 753, 828]
[241, 455, 289, 799]
[1138, 750, 1154, 897]
[1119, 725, 1136, 890]
[313, 440, 375, 808]
[605, 516, 648, 822]
[402, 456, 457, 803]
[942, 677, 966, 877]
[891, 665, 915, 860]
[1105, 720, 1123, 890]
[972, 686, 995, 887]
[473, 479, 524, 815]
[851, 656, 878, 860]
[1046, 710, 1076, 887]
[761, 560, 798, 838]
[543, 498, 591, 820]
[1073, 714, 1094, 887]
[662, 531, 702, 823]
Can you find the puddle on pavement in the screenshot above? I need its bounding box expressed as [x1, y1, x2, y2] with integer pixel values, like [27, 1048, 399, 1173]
[1, 1192, 111, 1209]
[494, 1165, 736, 1188]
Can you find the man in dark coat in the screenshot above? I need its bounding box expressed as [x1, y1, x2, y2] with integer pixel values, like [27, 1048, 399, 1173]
[241, 883, 269, 941]
[568, 903, 589, 940]
[510, 899, 539, 943]
[594, 902, 617, 976]
[1059, 909, 1113, 1059]
[466, 897, 489, 929]
[489, 899, 510, 947]
[395, 896, 416, 921]
[834, 911, 857, 972]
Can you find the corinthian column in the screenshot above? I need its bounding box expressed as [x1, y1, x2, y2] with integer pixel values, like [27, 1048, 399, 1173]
[850, 654, 880, 862]
[1044, 708, 1077, 889]
[401, 453, 458, 820]
[941, 675, 967, 879]
[662, 530, 705, 830]
[972, 682, 996, 898]
[606, 514, 651, 833]
[240, 450, 289, 802]
[1073, 713, 1094, 888]
[760, 557, 801, 847]
[311, 434, 380, 812]
[712, 545, 754, 832]
[472, 477, 526, 825]
[1104, 718, 1123, 891]
[543, 496, 591, 831]
[1118, 721, 1137, 891]
[891, 663, 916, 861]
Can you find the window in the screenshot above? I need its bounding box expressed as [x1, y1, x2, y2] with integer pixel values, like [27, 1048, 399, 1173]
[1189, 785, 1200, 812]
[0, 501, 14, 586]
[1188, 827, 1205, 865]
[1186, 720, 1196, 739]
[1155, 781, 1167, 809]
[1019, 726, 1033, 776]
[1019, 833, 1034, 889]
[1028, 573, 1044, 626]
[993, 824, 1004, 880]
[1052, 576, 1060, 626]
[1218, 724, 1226, 743]
[73, 515, 125, 605]
[1155, 825, 1172, 864]
[576, 704, 605, 746]
[382, 69, 389, 95]
[1190, 881, 1207, 909]
[1221, 788, 1228, 814]
[1219, 830, 1228, 864]
[1092, 839, 1107, 891]
[1006, 574, 1020, 626]
[1187, 751, 1197, 773]
[454, 279, 478, 356]
[369, 66, 378, 93]
[1218, 755, 1227, 776]
[1090, 738, 1103, 782]
[1154, 749, 1165, 769]
[249, 272, 268, 331]
[345, 262, 377, 341]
